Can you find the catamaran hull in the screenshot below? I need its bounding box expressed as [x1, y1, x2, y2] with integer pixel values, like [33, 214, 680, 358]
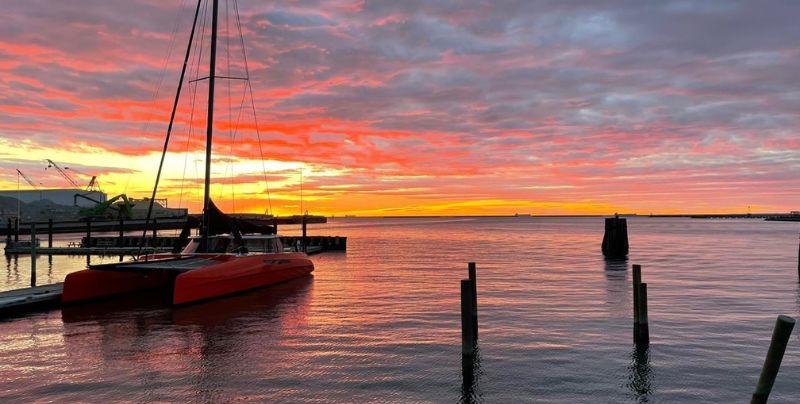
[61, 253, 314, 305]
[61, 270, 173, 303]
[173, 254, 314, 305]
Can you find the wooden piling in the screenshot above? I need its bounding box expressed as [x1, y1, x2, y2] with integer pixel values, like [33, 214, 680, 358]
[751, 315, 795, 404]
[302, 215, 307, 253]
[85, 220, 92, 247]
[30, 223, 37, 287]
[461, 350, 475, 393]
[5, 218, 11, 245]
[118, 217, 124, 247]
[14, 218, 19, 242]
[461, 279, 475, 356]
[47, 218, 53, 248]
[152, 218, 158, 240]
[636, 283, 649, 344]
[468, 262, 478, 340]
[602, 216, 629, 257]
[632, 264, 642, 326]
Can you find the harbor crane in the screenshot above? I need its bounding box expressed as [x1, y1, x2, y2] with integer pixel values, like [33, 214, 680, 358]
[45, 159, 80, 188]
[85, 175, 100, 192]
[15, 169, 40, 190]
[45, 159, 100, 191]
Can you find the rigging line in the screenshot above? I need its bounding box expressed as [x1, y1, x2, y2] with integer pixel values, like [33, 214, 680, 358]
[123, 0, 188, 195]
[226, 83, 252, 211]
[201, 0, 220, 252]
[194, 0, 209, 81]
[191, 0, 210, 212]
[233, 0, 272, 215]
[136, 0, 203, 259]
[177, 37, 202, 211]
[178, 10, 205, 210]
[189, 75, 248, 83]
[178, 0, 208, 211]
[225, 0, 236, 213]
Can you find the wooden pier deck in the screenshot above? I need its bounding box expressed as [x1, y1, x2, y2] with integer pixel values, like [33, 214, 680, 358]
[0, 283, 63, 318]
[2, 215, 328, 236]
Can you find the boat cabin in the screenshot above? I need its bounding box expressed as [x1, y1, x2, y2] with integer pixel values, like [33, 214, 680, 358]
[180, 234, 286, 254]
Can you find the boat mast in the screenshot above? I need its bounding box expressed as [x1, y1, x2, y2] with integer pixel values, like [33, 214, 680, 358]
[136, 0, 202, 259]
[203, 0, 219, 252]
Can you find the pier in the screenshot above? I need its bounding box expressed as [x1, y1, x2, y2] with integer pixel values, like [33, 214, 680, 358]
[0, 235, 345, 317]
[1, 215, 328, 237]
[0, 283, 63, 318]
[5, 235, 346, 255]
[648, 213, 796, 220]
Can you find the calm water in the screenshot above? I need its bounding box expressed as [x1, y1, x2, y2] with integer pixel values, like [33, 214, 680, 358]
[1, 217, 800, 403]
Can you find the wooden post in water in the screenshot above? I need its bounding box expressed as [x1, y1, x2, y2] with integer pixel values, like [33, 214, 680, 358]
[85, 219, 92, 248]
[632, 264, 642, 330]
[602, 215, 629, 258]
[461, 279, 475, 356]
[118, 217, 125, 247]
[14, 218, 19, 242]
[152, 218, 158, 242]
[47, 218, 53, 248]
[636, 283, 650, 344]
[468, 262, 478, 341]
[751, 315, 795, 404]
[302, 214, 308, 253]
[30, 223, 37, 287]
[5, 218, 11, 245]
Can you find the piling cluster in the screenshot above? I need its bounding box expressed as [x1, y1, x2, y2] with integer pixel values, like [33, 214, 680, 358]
[628, 262, 795, 403]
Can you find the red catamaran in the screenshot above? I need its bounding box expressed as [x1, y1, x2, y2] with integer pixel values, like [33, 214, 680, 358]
[62, 0, 314, 305]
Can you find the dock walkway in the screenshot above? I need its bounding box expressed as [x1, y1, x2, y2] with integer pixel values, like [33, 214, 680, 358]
[0, 283, 63, 318]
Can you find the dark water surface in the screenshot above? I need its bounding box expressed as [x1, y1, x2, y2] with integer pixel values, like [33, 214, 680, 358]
[1, 217, 800, 402]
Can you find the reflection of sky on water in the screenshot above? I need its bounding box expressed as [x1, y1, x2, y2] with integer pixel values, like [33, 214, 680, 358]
[1, 217, 800, 402]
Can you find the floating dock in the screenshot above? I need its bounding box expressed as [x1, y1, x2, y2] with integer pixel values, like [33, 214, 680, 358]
[0, 283, 63, 318]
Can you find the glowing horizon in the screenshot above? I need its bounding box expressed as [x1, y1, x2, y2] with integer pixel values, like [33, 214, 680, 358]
[1, 1, 798, 216]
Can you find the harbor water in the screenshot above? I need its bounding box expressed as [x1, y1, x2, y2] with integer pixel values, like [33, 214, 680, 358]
[1, 217, 800, 402]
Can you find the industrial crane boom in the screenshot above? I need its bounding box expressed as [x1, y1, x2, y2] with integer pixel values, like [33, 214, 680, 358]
[45, 159, 80, 188]
[15, 169, 39, 190]
[85, 176, 100, 192]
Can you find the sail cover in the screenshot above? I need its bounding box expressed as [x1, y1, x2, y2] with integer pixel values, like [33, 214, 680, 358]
[204, 199, 275, 235]
[176, 200, 274, 238]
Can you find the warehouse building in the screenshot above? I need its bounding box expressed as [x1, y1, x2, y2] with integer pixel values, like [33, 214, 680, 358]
[0, 189, 107, 208]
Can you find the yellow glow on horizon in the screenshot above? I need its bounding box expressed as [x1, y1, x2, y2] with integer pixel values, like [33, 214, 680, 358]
[1, 138, 790, 217]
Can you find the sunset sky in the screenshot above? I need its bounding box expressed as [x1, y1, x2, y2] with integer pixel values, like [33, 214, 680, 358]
[1, 0, 798, 216]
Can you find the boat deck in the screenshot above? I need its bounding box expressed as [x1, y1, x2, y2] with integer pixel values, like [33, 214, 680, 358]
[106, 257, 220, 272]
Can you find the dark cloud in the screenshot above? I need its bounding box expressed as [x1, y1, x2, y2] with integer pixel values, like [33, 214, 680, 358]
[0, 0, 798, 213]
